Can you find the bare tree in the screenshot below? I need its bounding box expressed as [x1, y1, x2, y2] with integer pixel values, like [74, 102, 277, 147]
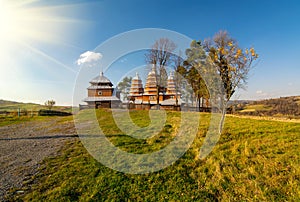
[173, 51, 185, 106]
[45, 100, 55, 110]
[145, 38, 177, 107]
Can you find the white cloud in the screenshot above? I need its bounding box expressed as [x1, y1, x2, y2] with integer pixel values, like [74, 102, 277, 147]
[119, 58, 128, 63]
[76, 51, 102, 66]
[255, 90, 270, 98]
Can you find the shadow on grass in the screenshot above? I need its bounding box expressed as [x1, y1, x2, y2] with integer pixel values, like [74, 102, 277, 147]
[0, 134, 110, 141]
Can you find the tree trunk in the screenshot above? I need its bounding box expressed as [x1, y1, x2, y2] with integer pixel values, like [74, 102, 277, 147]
[198, 96, 201, 112]
[218, 99, 228, 134]
[156, 85, 160, 109]
[191, 94, 194, 110]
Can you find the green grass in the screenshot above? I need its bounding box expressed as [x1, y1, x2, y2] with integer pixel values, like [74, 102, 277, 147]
[0, 116, 47, 127]
[240, 104, 273, 113]
[0, 113, 74, 127]
[11, 109, 300, 201]
[0, 99, 75, 126]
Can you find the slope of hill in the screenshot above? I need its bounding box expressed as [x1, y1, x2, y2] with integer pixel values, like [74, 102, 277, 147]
[234, 96, 300, 117]
[0, 100, 43, 111]
[0, 99, 73, 113]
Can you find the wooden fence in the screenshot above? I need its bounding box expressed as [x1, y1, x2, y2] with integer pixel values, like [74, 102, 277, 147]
[0, 110, 39, 117]
[0, 109, 72, 117]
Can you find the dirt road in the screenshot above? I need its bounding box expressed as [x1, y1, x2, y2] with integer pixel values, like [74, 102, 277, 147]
[0, 118, 77, 201]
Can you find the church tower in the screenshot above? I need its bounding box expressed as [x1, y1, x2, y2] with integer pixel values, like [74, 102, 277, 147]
[129, 72, 144, 101]
[166, 71, 176, 95]
[143, 65, 158, 100]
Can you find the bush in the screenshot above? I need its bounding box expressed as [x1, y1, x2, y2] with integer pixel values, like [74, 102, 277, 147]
[21, 109, 28, 116]
[38, 109, 72, 116]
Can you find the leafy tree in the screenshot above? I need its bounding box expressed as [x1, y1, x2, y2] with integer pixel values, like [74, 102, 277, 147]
[204, 31, 258, 99]
[185, 40, 210, 111]
[174, 62, 193, 107]
[117, 76, 132, 101]
[45, 100, 55, 110]
[204, 30, 258, 130]
[173, 51, 185, 106]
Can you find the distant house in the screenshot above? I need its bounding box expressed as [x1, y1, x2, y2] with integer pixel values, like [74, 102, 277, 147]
[83, 72, 121, 108]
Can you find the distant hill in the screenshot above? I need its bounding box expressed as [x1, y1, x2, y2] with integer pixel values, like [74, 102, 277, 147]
[0, 99, 73, 113]
[0, 99, 43, 111]
[0, 100, 20, 105]
[233, 96, 300, 117]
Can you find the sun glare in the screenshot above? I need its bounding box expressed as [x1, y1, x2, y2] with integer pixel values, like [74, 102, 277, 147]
[0, 1, 33, 44]
[0, 0, 84, 50]
[0, 0, 83, 71]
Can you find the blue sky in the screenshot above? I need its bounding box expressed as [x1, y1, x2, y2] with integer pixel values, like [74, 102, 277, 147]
[1, 0, 300, 105]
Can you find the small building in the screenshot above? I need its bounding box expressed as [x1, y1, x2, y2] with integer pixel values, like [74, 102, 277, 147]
[83, 72, 121, 108]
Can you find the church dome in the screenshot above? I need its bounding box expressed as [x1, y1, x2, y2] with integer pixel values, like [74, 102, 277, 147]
[90, 72, 112, 85]
[129, 72, 144, 95]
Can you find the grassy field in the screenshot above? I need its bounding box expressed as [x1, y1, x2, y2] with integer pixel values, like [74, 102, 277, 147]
[0, 115, 75, 127]
[239, 104, 273, 113]
[10, 109, 300, 201]
[0, 100, 76, 128]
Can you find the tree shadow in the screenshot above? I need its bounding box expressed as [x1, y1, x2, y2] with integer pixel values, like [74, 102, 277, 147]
[0, 134, 104, 141]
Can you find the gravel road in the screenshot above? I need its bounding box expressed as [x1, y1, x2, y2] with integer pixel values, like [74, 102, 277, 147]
[0, 118, 77, 201]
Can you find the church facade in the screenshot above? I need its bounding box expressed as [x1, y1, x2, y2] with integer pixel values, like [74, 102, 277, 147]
[83, 72, 121, 108]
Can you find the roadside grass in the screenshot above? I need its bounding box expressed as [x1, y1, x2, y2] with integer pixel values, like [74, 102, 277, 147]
[0, 114, 74, 127]
[0, 116, 48, 127]
[12, 109, 300, 201]
[0, 103, 73, 112]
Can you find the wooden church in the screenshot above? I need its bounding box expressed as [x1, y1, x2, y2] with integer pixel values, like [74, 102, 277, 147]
[82, 67, 183, 110]
[83, 72, 121, 108]
[128, 65, 183, 110]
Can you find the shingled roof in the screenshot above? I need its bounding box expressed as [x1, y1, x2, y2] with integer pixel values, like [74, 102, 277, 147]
[89, 72, 112, 85]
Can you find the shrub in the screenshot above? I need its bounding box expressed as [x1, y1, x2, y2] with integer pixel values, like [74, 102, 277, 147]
[38, 109, 72, 116]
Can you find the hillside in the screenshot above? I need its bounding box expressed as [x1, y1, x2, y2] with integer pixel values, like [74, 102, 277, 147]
[0, 99, 73, 113]
[233, 96, 300, 117]
[0, 99, 43, 111]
